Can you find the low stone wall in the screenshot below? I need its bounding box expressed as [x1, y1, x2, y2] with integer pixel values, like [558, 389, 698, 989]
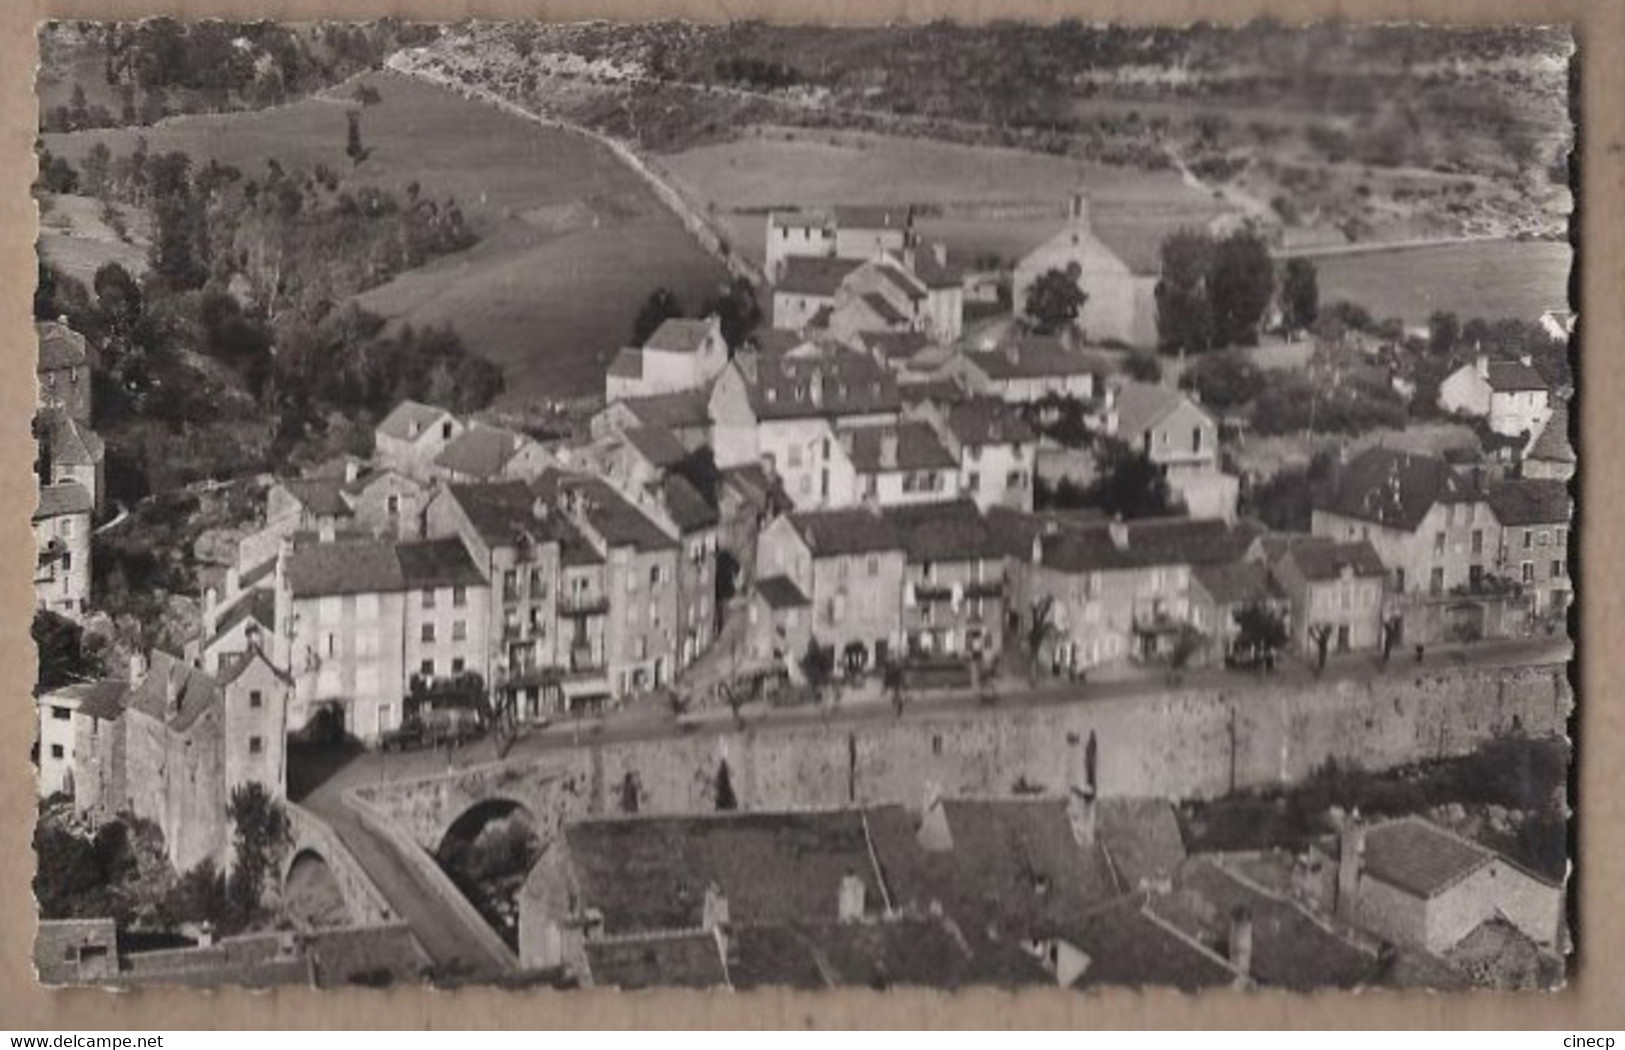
[283, 802, 397, 928]
[359, 660, 1571, 857]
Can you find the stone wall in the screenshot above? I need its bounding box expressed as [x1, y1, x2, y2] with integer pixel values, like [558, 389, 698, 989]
[357, 660, 1571, 855]
[283, 803, 398, 929]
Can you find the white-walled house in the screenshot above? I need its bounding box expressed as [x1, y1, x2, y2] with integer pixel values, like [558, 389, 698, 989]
[1012, 195, 1161, 349]
[1438, 354, 1553, 438]
[374, 400, 465, 479]
[958, 335, 1098, 405]
[605, 316, 730, 402]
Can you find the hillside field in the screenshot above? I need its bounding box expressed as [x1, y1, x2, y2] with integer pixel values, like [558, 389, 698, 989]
[42, 69, 728, 405]
[1313, 239, 1571, 326]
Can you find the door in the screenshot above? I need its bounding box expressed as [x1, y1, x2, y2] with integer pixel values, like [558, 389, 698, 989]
[1336, 624, 1350, 652]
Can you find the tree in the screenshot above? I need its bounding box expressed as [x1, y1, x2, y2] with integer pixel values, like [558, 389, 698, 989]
[1179, 350, 1265, 411]
[800, 637, 835, 694]
[1232, 602, 1288, 667]
[225, 782, 290, 916]
[714, 760, 738, 811]
[1280, 258, 1319, 336]
[700, 276, 762, 349]
[1380, 615, 1404, 666]
[1025, 596, 1057, 684]
[1155, 230, 1216, 355]
[1024, 264, 1088, 335]
[1124, 351, 1162, 383]
[1084, 439, 1174, 519]
[1428, 311, 1461, 357]
[631, 287, 683, 346]
[345, 109, 370, 166]
[34, 610, 107, 694]
[1168, 625, 1204, 675]
[1307, 623, 1334, 675]
[82, 142, 113, 199]
[1209, 229, 1275, 347]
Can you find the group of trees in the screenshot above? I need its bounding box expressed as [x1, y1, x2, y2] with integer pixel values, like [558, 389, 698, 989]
[630, 277, 762, 350]
[1024, 264, 1089, 335]
[1036, 440, 1175, 520]
[1155, 228, 1278, 355]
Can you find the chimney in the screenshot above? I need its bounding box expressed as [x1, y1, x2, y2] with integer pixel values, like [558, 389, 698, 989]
[880, 428, 899, 469]
[1227, 906, 1254, 977]
[1066, 785, 1097, 848]
[1108, 517, 1129, 551]
[932, 241, 948, 267]
[1336, 820, 1366, 921]
[345, 458, 362, 484]
[203, 585, 219, 634]
[837, 872, 867, 923]
[917, 782, 954, 852]
[1475, 352, 1489, 380]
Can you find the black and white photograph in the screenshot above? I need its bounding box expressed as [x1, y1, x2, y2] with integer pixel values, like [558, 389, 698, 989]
[27, 16, 1574, 995]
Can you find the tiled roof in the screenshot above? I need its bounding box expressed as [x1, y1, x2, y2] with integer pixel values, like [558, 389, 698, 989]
[789, 508, 903, 557]
[729, 917, 1052, 991]
[1525, 403, 1575, 464]
[1361, 817, 1494, 899]
[284, 539, 405, 598]
[37, 321, 89, 372]
[533, 471, 675, 553]
[1113, 382, 1202, 437]
[126, 651, 220, 733]
[1151, 857, 1379, 991]
[845, 421, 957, 474]
[564, 810, 888, 936]
[1283, 539, 1387, 583]
[1067, 895, 1241, 992]
[660, 474, 720, 533]
[433, 426, 524, 480]
[35, 481, 93, 520]
[1316, 447, 1482, 532]
[376, 400, 451, 442]
[45, 679, 128, 722]
[607, 348, 644, 380]
[1485, 359, 1549, 393]
[859, 330, 932, 362]
[395, 537, 485, 590]
[585, 930, 727, 990]
[36, 407, 104, 466]
[1097, 798, 1188, 891]
[967, 336, 1097, 381]
[946, 399, 1037, 446]
[1487, 478, 1571, 527]
[775, 256, 861, 297]
[858, 291, 910, 327]
[217, 644, 293, 688]
[912, 247, 964, 290]
[755, 574, 811, 609]
[617, 389, 712, 431]
[644, 317, 718, 355]
[873, 262, 927, 303]
[206, 588, 277, 650]
[884, 500, 1009, 563]
[624, 426, 688, 469]
[1192, 560, 1281, 607]
[1041, 518, 1258, 575]
[445, 481, 551, 548]
[985, 506, 1048, 560]
[900, 378, 970, 406]
[278, 477, 354, 519]
[746, 346, 901, 422]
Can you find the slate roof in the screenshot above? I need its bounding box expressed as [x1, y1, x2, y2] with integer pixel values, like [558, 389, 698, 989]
[644, 317, 718, 355]
[1040, 518, 1258, 575]
[278, 477, 354, 519]
[1151, 857, 1380, 991]
[446, 481, 550, 548]
[884, 500, 1009, 563]
[967, 336, 1097, 381]
[376, 400, 451, 443]
[1316, 447, 1482, 531]
[659, 474, 720, 532]
[755, 574, 811, 610]
[747, 347, 901, 422]
[865, 798, 1119, 941]
[946, 399, 1037, 447]
[433, 426, 524, 480]
[45, 679, 128, 722]
[37, 321, 89, 372]
[126, 651, 220, 733]
[624, 426, 688, 469]
[858, 292, 910, 327]
[789, 508, 903, 558]
[34, 481, 93, 521]
[207, 588, 277, 650]
[874, 262, 928, 303]
[1485, 359, 1550, 393]
[1487, 478, 1571, 527]
[217, 644, 293, 688]
[585, 931, 727, 990]
[1525, 403, 1575, 465]
[845, 421, 957, 474]
[776, 256, 862, 297]
[1192, 560, 1282, 607]
[1113, 382, 1203, 437]
[859, 330, 933, 362]
[284, 539, 405, 598]
[1066, 895, 1242, 992]
[395, 537, 485, 590]
[1096, 798, 1188, 891]
[900, 378, 970, 406]
[1283, 539, 1387, 582]
[729, 917, 1051, 991]
[564, 810, 888, 936]
[532, 472, 675, 553]
[912, 247, 964, 290]
[36, 407, 104, 466]
[615, 389, 712, 431]
[607, 348, 643, 380]
[1361, 817, 1495, 899]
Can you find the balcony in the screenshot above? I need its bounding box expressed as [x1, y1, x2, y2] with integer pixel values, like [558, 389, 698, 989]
[913, 583, 953, 603]
[964, 580, 1004, 600]
[558, 592, 610, 617]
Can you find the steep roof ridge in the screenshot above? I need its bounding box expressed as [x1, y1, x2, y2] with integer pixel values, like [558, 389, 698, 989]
[1206, 854, 1380, 955]
[859, 810, 898, 917]
[1133, 900, 1250, 983]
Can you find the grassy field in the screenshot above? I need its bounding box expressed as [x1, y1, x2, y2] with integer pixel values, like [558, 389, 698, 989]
[1313, 239, 1571, 325]
[37, 193, 150, 285]
[662, 124, 1226, 268]
[42, 70, 728, 404]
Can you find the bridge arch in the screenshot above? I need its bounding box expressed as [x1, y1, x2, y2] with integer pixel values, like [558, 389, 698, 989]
[282, 847, 351, 929]
[433, 797, 545, 951]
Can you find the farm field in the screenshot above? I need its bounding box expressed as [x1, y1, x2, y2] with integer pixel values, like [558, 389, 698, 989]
[660, 125, 1227, 268]
[37, 193, 150, 285]
[42, 70, 728, 405]
[1313, 239, 1571, 326]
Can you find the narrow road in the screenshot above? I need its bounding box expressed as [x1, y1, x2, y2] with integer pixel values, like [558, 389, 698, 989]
[300, 776, 511, 982]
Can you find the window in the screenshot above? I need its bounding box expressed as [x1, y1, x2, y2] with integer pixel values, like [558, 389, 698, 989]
[441, 421, 453, 440]
[1552, 560, 1565, 579]
[421, 623, 436, 643]
[968, 444, 982, 462]
[420, 659, 435, 678]
[1192, 427, 1203, 454]
[1007, 470, 1024, 488]
[50, 744, 64, 759]
[452, 620, 467, 642]
[61, 519, 73, 539]
[1556, 527, 1568, 547]
[1445, 504, 1456, 527]
[1395, 568, 1406, 592]
[386, 495, 401, 516]
[249, 690, 263, 709]
[1433, 531, 1446, 556]
[453, 586, 468, 608]
[1537, 531, 1549, 547]
[822, 438, 831, 460]
[1523, 529, 1534, 550]
[249, 736, 263, 755]
[867, 556, 879, 577]
[1429, 567, 1444, 595]
[967, 471, 980, 492]
[650, 565, 661, 587]
[51, 706, 70, 721]
[1471, 529, 1483, 556]
[635, 636, 648, 660]
[422, 588, 436, 610]
[452, 657, 466, 674]
[325, 632, 337, 658]
[1522, 561, 1535, 584]
[530, 568, 547, 595]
